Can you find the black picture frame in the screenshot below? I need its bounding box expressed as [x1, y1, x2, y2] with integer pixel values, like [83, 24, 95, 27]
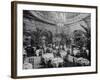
[11, 1, 98, 79]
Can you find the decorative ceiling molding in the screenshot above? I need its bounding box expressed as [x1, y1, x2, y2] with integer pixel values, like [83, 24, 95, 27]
[65, 14, 90, 25]
[30, 11, 55, 25]
[29, 11, 90, 25]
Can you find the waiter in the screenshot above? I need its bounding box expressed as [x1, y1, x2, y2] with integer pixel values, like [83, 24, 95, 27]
[25, 44, 34, 57]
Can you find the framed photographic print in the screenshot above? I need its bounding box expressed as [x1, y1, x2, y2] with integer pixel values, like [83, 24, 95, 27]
[11, 1, 98, 78]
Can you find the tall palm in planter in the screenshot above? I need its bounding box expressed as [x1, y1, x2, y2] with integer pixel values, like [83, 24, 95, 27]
[80, 24, 91, 50]
[31, 27, 43, 46]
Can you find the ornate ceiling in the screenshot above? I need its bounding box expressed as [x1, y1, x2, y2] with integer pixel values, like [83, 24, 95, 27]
[23, 10, 91, 36]
[29, 11, 90, 25]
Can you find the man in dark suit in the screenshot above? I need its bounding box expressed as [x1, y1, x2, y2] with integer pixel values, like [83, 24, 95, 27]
[25, 45, 34, 57]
